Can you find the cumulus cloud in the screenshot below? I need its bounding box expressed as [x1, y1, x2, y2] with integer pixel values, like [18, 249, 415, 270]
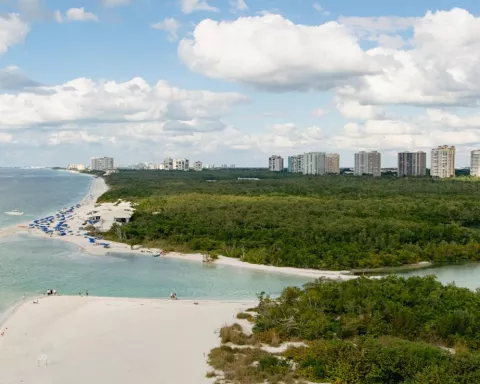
[336, 99, 386, 120]
[180, 0, 219, 14]
[0, 13, 29, 54]
[0, 73, 247, 132]
[152, 18, 180, 42]
[179, 8, 480, 109]
[179, 14, 378, 91]
[55, 8, 99, 23]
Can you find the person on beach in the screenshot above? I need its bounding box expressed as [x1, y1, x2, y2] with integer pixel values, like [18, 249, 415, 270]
[86, 289, 89, 296]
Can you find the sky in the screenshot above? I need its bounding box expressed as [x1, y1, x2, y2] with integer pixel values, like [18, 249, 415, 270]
[0, 1, 480, 167]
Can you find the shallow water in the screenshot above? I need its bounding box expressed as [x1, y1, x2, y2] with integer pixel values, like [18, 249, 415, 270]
[2, 169, 480, 316]
[0, 169, 309, 314]
[0, 168, 91, 228]
[0, 234, 309, 313]
[400, 263, 480, 291]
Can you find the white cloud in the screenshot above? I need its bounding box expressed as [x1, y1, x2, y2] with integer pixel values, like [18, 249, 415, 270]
[336, 99, 386, 120]
[101, 0, 130, 6]
[179, 8, 480, 108]
[152, 18, 180, 42]
[179, 14, 378, 91]
[180, 0, 219, 14]
[0, 13, 29, 55]
[338, 8, 480, 107]
[64, 8, 99, 22]
[231, 0, 248, 11]
[0, 74, 247, 131]
[48, 131, 115, 145]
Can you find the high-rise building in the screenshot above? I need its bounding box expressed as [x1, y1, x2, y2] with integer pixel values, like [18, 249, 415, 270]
[326, 154, 340, 174]
[194, 161, 203, 171]
[288, 155, 303, 173]
[471, 150, 480, 177]
[164, 157, 173, 170]
[397, 151, 427, 177]
[431, 145, 455, 178]
[354, 151, 381, 177]
[173, 158, 189, 171]
[90, 157, 114, 171]
[303, 152, 326, 175]
[269, 155, 284, 172]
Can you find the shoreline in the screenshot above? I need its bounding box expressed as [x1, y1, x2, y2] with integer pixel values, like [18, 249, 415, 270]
[0, 295, 253, 384]
[0, 175, 355, 280]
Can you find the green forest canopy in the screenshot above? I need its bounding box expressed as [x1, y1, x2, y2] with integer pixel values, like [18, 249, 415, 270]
[100, 170, 480, 269]
[214, 276, 480, 384]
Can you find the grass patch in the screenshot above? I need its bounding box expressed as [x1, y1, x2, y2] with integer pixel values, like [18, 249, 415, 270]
[236, 312, 255, 322]
[208, 345, 305, 384]
[220, 324, 256, 345]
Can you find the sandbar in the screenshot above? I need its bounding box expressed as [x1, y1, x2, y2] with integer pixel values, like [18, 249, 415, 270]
[0, 296, 253, 384]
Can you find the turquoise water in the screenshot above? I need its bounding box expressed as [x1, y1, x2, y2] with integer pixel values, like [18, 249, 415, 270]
[0, 169, 310, 314]
[0, 169, 91, 228]
[2, 169, 480, 317]
[0, 234, 309, 313]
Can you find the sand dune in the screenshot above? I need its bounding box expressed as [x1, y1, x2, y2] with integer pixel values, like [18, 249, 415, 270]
[0, 296, 252, 384]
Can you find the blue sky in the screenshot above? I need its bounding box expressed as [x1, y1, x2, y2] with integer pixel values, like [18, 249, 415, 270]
[0, 0, 480, 167]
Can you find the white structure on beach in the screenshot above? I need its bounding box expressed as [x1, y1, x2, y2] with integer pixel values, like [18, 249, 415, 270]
[90, 157, 114, 171]
[67, 164, 86, 171]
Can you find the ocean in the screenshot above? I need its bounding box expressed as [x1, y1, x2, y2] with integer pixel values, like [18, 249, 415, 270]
[0, 169, 309, 314]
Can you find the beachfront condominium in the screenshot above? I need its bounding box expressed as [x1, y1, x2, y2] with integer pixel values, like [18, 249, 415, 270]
[269, 155, 284, 172]
[90, 157, 114, 171]
[288, 154, 304, 173]
[471, 150, 480, 177]
[431, 145, 455, 178]
[326, 154, 340, 174]
[173, 158, 189, 171]
[354, 151, 381, 177]
[397, 151, 427, 177]
[303, 152, 326, 175]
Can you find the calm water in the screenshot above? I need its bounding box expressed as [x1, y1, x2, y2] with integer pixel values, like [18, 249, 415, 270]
[401, 264, 480, 290]
[0, 169, 309, 314]
[0, 168, 91, 228]
[1, 169, 480, 317]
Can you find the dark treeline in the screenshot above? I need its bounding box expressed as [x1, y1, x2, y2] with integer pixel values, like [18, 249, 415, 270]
[249, 276, 480, 383]
[100, 170, 480, 269]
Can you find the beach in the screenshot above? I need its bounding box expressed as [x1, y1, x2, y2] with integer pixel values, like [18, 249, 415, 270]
[0, 296, 253, 384]
[0, 175, 354, 280]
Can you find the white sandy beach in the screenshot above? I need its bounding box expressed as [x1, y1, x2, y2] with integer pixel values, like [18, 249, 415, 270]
[0, 175, 354, 280]
[0, 296, 252, 384]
